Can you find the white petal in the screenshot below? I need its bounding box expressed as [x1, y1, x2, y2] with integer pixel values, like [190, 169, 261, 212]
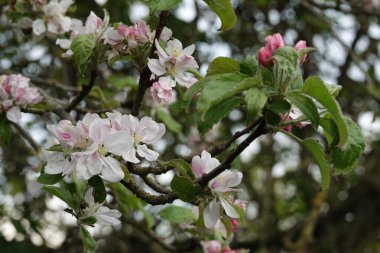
[32, 19, 46, 36]
[203, 198, 220, 228]
[122, 148, 140, 164]
[76, 155, 94, 180]
[136, 144, 159, 161]
[84, 187, 95, 205]
[56, 38, 72, 49]
[104, 130, 133, 156]
[100, 156, 124, 182]
[181, 44, 195, 57]
[6, 106, 21, 123]
[147, 59, 167, 76]
[45, 152, 69, 174]
[220, 196, 240, 219]
[95, 206, 121, 226]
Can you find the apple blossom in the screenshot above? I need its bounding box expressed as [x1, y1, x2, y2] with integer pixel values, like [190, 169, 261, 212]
[80, 187, 121, 226]
[150, 76, 176, 104]
[294, 40, 307, 63]
[106, 111, 165, 163]
[32, 0, 74, 36]
[201, 240, 221, 253]
[0, 74, 42, 123]
[191, 151, 243, 228]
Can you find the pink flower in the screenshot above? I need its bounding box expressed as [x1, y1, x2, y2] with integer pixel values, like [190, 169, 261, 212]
[294, 40, 307, 63]
[201, 240, 221, 253]
[266, 33, 285, 52]
[257, 46, 273, 67]
[150, 77, 176, 104]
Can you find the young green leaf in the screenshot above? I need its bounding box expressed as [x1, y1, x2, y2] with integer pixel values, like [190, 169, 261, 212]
[266, 98, 291, 114]
[170, 175, 201, 202]
[245, 87, 267, 123]
[156, 108, 182, 134]
[198, 96, 242, 134]
[303, 76, 348, 147]
[88, 175, 107, 203]
[202, 0, 237, 31]
[37, 166, 64, 185]
[286, 92, 319, 129]
[240, 56, 259, 77]
[79, 226, 98, 253]
[144, 0, 181, 11]
[43, 186, 76, 210]
[301, 138, 331, 190]
[206, 57, 240, 76]
[71, 34, 95, 74]
[159, 205, 197, 224]
[331, 117, 365, 174]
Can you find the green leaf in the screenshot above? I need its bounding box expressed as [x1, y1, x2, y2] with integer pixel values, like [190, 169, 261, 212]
[0, 114, 11, 146]
[182, 78, 207, 112]
[46, 144, 64, 152]
[240, 56, 259, 77]
[286, 92, 319, 129]
[203, 0, 237, 31]
[71, 34, 95, 74]
[165, 159, 192, 178]
[144, 0, 181, 11]
[159, 205, 197, 224]
[79, 226, 98, 253]
[325, 83, 342, 97]
[156, 108, 182, 134]
[206, 57, 240, 76]
[245, 87, 267, 122]
[197, 74, 256, 119]
[43, 186, 76, 210]
[88, 176, 107, 203]
[272, 46, 300, 86]
[170, 175, 201, 202]
[37, 165, 63, 185]
[303, 76, 348, 146]
[319, 115, 339, 147]
[331, 117, 365, 174]
[79, 216, 97, 226]
[301, 138, 331, 190]
[266, 98, 291, 114]
[198, 96, 242, 133]
[264, 110, 281, 126]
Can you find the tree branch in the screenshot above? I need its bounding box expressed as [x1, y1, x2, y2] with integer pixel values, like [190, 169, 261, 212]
[131, 11, 170, 116]
[11, 122, 41, 154]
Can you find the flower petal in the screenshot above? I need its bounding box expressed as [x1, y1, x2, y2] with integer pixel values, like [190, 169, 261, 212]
[203, 198, 220, 228]
[136, 144, 159, 161]
[100, 156, 124, 182]
[220, 196, 240, 219]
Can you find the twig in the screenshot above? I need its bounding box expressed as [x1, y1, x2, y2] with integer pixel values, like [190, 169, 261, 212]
[66, 70, 98, 111]
[11, 122, 41, 154]
[126, 164, 172, 176]
[131, 11, 170, 116]
[141, 175, 172, 194]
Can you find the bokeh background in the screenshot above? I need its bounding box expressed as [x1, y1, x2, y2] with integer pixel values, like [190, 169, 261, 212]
[0, 0, 379, 252]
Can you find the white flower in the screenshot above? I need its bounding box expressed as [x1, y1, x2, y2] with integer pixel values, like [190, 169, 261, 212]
[191, 151, 243, 228]
[82, 187, 121, 226]
[150, 76, 176, 104]
[106, 112, 165, 163]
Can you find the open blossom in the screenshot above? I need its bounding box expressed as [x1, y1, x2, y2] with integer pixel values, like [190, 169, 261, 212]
[191, 151, 243, 228]
[32, 0, 74, 36]
[106, 111, 165, 163]
[56, 11, 103, 57]
[257, 33, 308, 67]
[201, 240, 221, 253]
[0, 74, 42, 123]
[150, 77, 176, 104]
[81, 187, 121, 226]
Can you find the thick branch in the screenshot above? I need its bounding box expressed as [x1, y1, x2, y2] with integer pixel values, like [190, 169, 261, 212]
[141, 175, 172, 194]
[128, 164, 172, 176]
[65, 70, 97, 111]
[131, 11, 170, 116]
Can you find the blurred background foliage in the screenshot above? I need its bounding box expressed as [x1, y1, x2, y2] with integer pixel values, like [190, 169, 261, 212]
[0, 0, 379, 252]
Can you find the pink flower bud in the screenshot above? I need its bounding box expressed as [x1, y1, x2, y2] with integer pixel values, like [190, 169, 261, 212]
[201, 240, 221, 253]
[266, 33, 285, 52]
[222, 247, 238, 253]
[281, 115, 293, 132]
[257, 46, 273, 67]
[230, 218, 239, 233]
[294, 40, 307, 63]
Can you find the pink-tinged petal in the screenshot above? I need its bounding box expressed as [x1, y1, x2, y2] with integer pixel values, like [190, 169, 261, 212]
[175, 55, 199, 73]
[88, 118, 111, 143]
[159, 27, 172, 42]
[203, 198, 220, 228]
[136, 144, 159, 161]
[191, 155, 205, 179]
[201, 240, 221, 253]
[122, 148, 140, 164]
[6, 106, 21, 123]
[120, 114, 139, 135]
[84, 11, 102, 34]
[167, 39, 183, 55]
[220, 196, 240, 219]
[100, 156, 124, 182]
[155, 39, 168, 60]
[266, 33, 285, 51]
[174, 73, 197, 88]
[230, 218, 239, 233]
[32, 19, 46, 36]
[94, 206, 121, 226]
[104, 130, 133, 156]
[222, 170, 243, 188]
[294, 40, 308, 63]
[257, 46, 273, 67]
[148, 59, 167, 76]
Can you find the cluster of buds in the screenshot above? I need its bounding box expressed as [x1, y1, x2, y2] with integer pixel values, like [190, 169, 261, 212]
[45, 111, 165, 182]
[257, 33, 307, 67]
[148, 37, 199, 104]
[0, 74, 42, 123]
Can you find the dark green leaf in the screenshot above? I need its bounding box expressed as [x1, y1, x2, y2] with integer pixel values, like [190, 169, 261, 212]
[240, 56, 259, 77]
[165, 159, 192, 178]
[37, 165, 63, 185]
[159, 205, 197, 223]
[170, 175, 201, 202]
[156, 108, 182, 134]
[88, 175, 107, 203]
[264, 110, 281, 126]
[203, 0, 237, 31]
[303, 76, 348, 146]
[245, 87, 267, 123]
[331, 117, 365, 174]
[286, 92, 319, 129]
[43, 186, 76, 210]
[266, 98, 291, 114]
[206, 57, 240, 76]
[198, 96, 242, 133]
[79, 226, 98, 253]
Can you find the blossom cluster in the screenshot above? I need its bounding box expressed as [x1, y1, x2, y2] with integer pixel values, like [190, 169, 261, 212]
[45, 111, 165, 182]
[257, 33, 307, 67]
[0, 74, 42, 123]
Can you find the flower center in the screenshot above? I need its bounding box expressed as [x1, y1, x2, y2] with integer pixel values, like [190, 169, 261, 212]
[132, 134, 142, 145]
[98, 145, 107, 156]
